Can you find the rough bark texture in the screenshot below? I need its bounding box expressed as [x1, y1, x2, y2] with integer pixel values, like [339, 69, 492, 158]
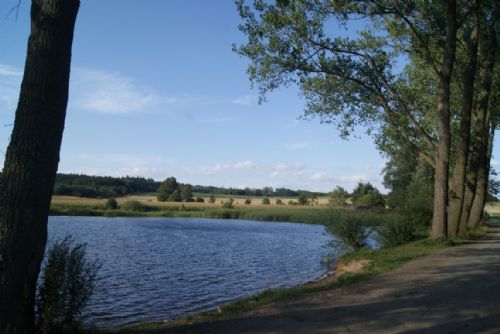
[469, 123, 495, 227]
[0, 1, 79, 333]
[462, 20, 496, 230]
[431, 0, 457, 239]
[447, 14, 478, 237]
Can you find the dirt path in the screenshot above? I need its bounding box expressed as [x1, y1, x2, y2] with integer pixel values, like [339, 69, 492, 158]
[141, 225, 500, 334]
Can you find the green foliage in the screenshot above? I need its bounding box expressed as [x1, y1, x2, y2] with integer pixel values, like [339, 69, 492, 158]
[351, 182, 385, 207]
[121, 200, 148, 212]
[377, 215, 424, 248]
[261, 197, 271, 205]
[195, 196, 205, 203]
[329, 186, 349, 207]
[298, 193, 309, 205]
[244, 198, 252, 205]
[167, 190, 181, 202]
[157, 177, 179, 202]
[36, 236, 100, 334]
[208, 195, 216, 204]
[222, 198, 235, 209]
[324, 210, 370, 250]
[275, 199, 284, 205]
[54, 173, 158, 198]
[180, 184, 193, 202]
[288, 200, 298, 205]
[105, 198, 117, 210]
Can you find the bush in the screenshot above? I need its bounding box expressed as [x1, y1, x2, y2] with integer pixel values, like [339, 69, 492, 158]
[288, 200, 297, 205]
[298, 193, 309, 205]
[105, 198, 117, 210]
[325, 210, 370, 250]
[377, 215, 423, 248]
[121, 200, 146, 212]
[223, 198, 235, 209]
[261, 197, 271, 205]
[276, 199, 284, 205]
[208, 195, 216, 203]
[195, 196, 205, 203]
[36, 236, 100, 334]
[244, 198, 252, 205]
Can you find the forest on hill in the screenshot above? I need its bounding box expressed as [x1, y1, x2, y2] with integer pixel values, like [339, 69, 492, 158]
[53, 173, 327, 198]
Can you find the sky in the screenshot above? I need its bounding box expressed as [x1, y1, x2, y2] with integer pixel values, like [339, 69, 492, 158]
[1, 1, 495, 193]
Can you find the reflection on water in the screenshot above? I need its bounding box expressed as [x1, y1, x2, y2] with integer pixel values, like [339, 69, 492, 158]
[48, 216, 332, 328]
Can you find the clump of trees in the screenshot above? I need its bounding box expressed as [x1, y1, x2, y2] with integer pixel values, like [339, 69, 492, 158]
[156, 177, 194, 202]
[329, 186, 349, 207]
[236, 0, 499, 239]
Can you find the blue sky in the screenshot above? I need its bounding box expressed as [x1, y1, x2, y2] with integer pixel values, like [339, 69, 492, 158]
[2, 1, 493, 193]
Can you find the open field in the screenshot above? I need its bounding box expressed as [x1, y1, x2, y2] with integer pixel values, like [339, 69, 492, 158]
[51, 194, 332, 208]
[485, 202, 500, 215]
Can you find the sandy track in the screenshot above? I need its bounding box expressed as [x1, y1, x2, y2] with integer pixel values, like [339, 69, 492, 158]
[140, 225, 500, 334]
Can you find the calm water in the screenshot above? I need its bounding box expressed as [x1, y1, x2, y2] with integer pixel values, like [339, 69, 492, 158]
[47, 216, 332, 329]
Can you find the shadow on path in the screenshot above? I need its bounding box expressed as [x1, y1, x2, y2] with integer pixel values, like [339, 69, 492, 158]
[138, 226, 500, 334]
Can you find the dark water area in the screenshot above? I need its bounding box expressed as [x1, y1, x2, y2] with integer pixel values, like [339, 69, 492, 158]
[47, 216, 332, 329]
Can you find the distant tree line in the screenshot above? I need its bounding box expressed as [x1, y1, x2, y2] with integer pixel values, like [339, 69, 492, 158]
[53, 174, 159, 198]
[52, 173, 328, 199]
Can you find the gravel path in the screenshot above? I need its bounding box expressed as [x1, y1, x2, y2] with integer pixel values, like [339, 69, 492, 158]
[141, 225, 500, 334]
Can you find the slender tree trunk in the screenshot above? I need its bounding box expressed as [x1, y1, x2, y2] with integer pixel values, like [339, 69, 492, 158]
[448, 12, 478, 237]
[431, 0, 457, 239]
[469, 123, 495, 227]
[462, 17, 497, 230]
[0, 1, 79, 333]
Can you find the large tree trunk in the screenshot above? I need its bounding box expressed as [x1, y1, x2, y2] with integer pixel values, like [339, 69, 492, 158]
[431, 0, 457, 239]
[461, 16, 497, 230]
[469, 122, 495, 227]
[0, 1, 79, 333]
[447, 12, 479, 237]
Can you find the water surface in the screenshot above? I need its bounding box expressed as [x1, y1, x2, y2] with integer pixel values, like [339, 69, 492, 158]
[47, 216, 332, 328]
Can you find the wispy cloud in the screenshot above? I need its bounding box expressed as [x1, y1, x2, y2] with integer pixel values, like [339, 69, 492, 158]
[231, 95, 256, 106]
[0, 64, 22, 111]
[0, 64, 22, 77]
[71, 68, 179, 114]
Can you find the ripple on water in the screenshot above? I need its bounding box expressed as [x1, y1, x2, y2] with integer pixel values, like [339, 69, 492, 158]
[47, 216, 332, 329]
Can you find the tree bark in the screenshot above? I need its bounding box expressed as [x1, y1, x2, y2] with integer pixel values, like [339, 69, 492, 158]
[447, 10, 478, 237]
[469, 122, 495, 227]
[431, 0, 457, 239]
[461, 16, 497, 230]
[0, 1, 79, 333]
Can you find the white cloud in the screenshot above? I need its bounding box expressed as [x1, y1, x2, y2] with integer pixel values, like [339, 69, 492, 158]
[309, 172, 330, 181]
[231, 95, 256, 106]
[0, 64, 22, 111]
[71, 68, 179, 114]
[209, 160, 256, 173]
[0, 64, 22, 77]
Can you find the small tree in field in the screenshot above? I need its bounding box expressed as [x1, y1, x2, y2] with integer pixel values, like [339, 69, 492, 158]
[329, 186, 349, 207]
[244, 198, 252, 205]
[261, 197, 271, 205]
[105, 198, 118, 210]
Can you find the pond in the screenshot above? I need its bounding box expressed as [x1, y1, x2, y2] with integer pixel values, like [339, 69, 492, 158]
[47, 216, 333, 329]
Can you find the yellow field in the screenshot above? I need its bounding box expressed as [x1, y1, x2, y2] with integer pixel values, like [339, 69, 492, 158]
[51, 194, 332, 208]
[485, 202, 500, 214]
